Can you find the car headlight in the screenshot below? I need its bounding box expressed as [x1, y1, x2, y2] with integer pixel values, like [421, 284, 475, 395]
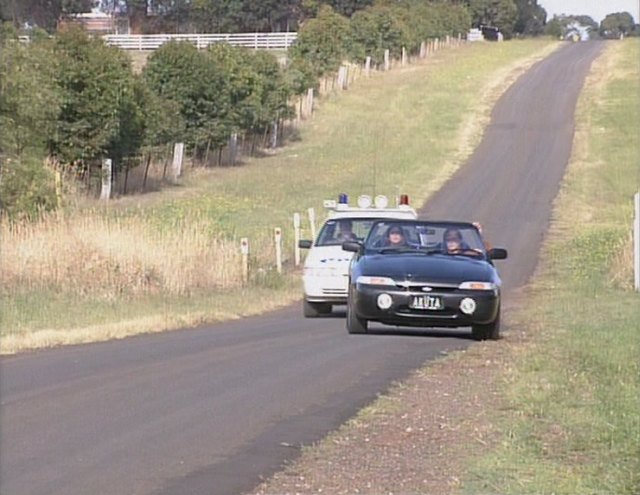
[356, 275, 396, 286]
[458, 281, 497, 291]
[377, 293, 393, 310]
[460, 297, 477, 315]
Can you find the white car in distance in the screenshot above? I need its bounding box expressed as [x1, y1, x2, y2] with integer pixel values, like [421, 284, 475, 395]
[299, 193, 418, 317]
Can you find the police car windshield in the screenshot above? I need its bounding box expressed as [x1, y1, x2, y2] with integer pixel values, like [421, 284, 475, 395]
[316, 219, 376, 246]
[365, 221, 486, 255]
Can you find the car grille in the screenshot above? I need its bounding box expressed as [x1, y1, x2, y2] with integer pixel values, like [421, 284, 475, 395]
[395, 284, 458, 293]
[322, 288, 347, 296]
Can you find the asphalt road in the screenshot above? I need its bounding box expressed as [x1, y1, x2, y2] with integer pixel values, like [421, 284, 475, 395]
[0, 41, 602, 495]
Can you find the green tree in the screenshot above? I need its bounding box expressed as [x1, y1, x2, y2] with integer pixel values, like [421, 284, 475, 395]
[514, 0, 546, 35]
[143, 41, 232, 159]
[0, 155, 57, 219]
[466, 0, 518, 38]
[289, 5, 350, 78]
[0, 0, 92, 32]
[600, 12, 635, 39]
[324, 0, 372, 17]
[49, 27, 141, 170]
[0, 33, 60, 158]
[348, 5, 410, 64]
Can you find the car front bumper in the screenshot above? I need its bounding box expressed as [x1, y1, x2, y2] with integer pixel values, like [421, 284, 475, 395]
[351, 285, 499, 327]
[303, 273, 349, 304]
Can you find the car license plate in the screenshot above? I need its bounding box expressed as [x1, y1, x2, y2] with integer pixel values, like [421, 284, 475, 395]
[409, 295, 443, 310]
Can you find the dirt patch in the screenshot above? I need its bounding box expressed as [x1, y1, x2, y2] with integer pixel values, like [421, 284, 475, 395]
[252, 295, 529, 494]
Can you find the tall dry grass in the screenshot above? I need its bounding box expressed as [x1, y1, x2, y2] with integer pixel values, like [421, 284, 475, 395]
[1, 211, 248, 298]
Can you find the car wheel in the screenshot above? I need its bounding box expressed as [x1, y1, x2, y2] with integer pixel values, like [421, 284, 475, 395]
[346, 302, 368, 334]
[303, 300, 332, 317]
[472, 310, 500, 341]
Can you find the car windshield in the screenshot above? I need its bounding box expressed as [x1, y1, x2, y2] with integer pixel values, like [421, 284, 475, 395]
[315, 218, 377, 246]
[364, 221, 486, 257]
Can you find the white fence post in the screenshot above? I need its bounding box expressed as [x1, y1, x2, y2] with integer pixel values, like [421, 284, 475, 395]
[172, 142, 184, 181]
[100, 158, 112, 201]
[384, 49, 390, 71]
[337, 65, 347, 89]
[293, 213, 301, 266]
[308, 207, 316, 241]
[274, 228, 283, 273]
[240, 237, 249, 284]
[365, 56, 371, 76]
[634, 192, 639, 291]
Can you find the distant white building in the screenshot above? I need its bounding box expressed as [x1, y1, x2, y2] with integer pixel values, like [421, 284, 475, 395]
[565, 21, 591, 41]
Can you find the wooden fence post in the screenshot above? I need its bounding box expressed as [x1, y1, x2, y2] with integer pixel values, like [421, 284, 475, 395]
[270, 121, 278, 149]
[420, 41, 426, 58]
[172, 142, 184, 181]
[306, 88, 314, 117]
[274, 227, 283, 273]
[634, 192, 640, 291]
[229, 133, 238, 165]
[384, 49, 390, 71]
[401, 46, 407, 66]
[240, 237, 249, 284]
[365, 56, 371, 76]
[100, 158, 112, 201]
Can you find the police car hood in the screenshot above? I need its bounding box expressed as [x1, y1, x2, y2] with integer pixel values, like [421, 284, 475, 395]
[305, 245, 354, 270]
[360, 254, 497, 285]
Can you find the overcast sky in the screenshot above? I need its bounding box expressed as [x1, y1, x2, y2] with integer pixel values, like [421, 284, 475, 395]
[538, 0, 640, 23]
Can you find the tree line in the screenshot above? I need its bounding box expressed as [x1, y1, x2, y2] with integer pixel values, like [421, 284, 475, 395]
[2, 0, 552, 39]
[0, 1, 481, 218]
[2, 0, 637, 218]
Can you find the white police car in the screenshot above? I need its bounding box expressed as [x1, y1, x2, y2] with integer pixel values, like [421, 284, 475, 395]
[298, 193, 418, 317]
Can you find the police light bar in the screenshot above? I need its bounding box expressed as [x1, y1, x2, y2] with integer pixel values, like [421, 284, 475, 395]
[357, 195, 372, 208]
[374, 195, 388, 208]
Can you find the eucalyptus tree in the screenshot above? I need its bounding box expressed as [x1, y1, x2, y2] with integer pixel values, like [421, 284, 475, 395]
[288, 5, 350, 79]
[143, 41, 232, 161]
[49, 27, 143, 173]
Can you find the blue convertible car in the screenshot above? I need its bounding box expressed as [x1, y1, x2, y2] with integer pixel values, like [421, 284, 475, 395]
[342, 219, 508, 340]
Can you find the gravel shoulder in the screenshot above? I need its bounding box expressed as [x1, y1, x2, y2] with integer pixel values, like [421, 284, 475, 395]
[250, 293, 529, 494]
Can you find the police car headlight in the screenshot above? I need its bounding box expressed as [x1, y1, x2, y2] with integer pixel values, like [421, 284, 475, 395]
[460, 297, 477, 315]
[458, 281, 496, 291]
[377, 293, 393, 310]
[356, 276, 395, 286]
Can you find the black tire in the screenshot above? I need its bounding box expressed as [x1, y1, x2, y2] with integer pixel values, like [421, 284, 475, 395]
[472, 310, 501, 341]
[303, 300, 332, 317]
[346, 302, 368, 334]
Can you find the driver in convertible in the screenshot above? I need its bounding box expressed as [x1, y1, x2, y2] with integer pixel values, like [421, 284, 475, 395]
[384, 225, 408, 248]
[442, 228, 476, 255]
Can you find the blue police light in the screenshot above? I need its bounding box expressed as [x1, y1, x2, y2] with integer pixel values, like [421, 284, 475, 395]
[338, 193, 349, 205]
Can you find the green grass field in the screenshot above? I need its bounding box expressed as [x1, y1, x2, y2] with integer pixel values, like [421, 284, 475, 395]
[464, 39, 640, 495]
[1, 39, 557, 353]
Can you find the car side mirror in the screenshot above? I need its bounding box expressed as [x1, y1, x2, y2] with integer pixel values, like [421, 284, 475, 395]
[488, 247, 508, 260]
[298, 240, 312, 249]
[342, 241, 363, 254]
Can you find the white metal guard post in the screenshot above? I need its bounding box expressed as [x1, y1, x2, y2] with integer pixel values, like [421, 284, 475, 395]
[275, 228, 283, 274]
[308, 207, 316, 241]
[293, 213, 301, 266]
[634, 192, 639, 291]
